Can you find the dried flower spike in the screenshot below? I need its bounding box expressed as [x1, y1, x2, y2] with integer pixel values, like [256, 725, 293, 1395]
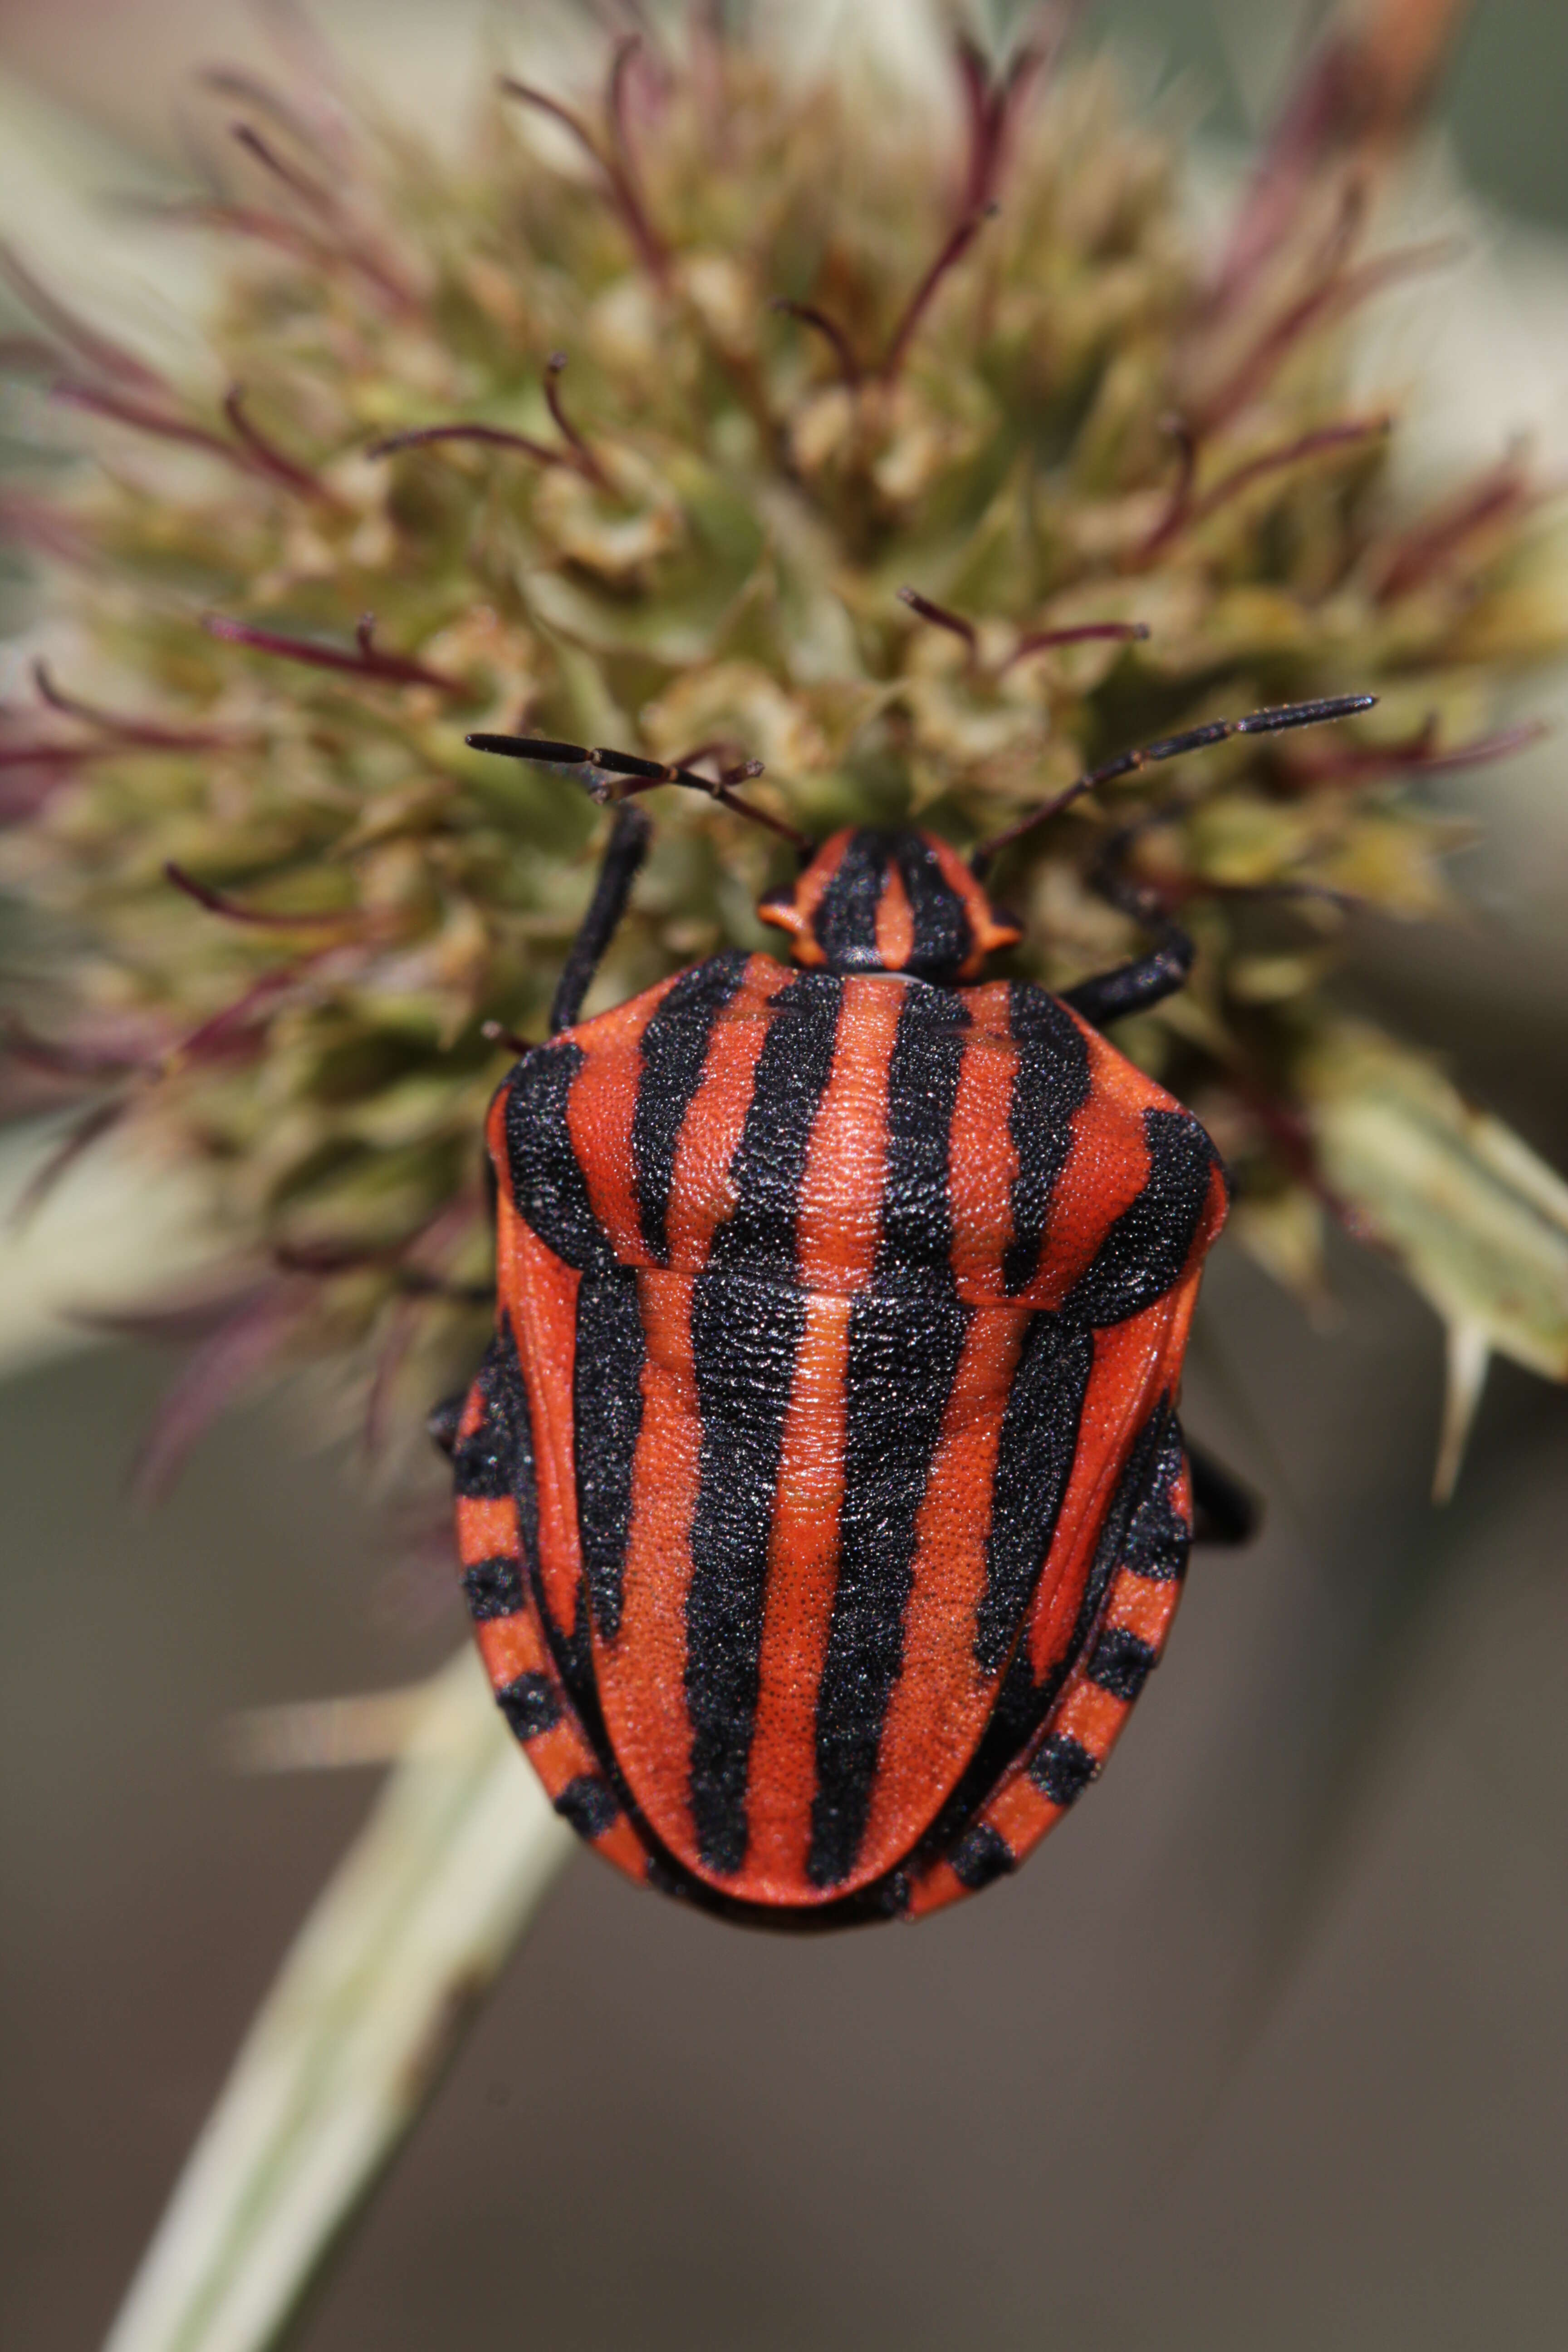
[0, 1, 1562, 1494]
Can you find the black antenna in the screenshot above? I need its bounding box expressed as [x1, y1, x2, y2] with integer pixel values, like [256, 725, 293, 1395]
[464, 733, 814, 855]
[970, 694, 1377, 873]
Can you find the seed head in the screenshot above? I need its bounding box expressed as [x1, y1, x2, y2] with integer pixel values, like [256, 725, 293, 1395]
[2, 13, 1563, 1477]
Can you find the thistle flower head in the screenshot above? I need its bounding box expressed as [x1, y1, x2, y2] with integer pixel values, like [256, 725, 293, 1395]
[3, 6, 1565, 1480]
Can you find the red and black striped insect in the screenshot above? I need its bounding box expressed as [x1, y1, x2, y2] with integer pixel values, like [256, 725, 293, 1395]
[445, 692, 1371, 1926]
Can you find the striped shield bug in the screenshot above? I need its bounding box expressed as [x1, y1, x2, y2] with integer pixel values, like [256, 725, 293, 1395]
[446, 692, 1372, 1926]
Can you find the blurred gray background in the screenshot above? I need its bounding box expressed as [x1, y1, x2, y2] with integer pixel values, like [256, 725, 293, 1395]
[4, 6, 1568, 2349]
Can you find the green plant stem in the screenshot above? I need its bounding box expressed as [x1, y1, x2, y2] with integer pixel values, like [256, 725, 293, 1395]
[101, 1647, 575, 2352]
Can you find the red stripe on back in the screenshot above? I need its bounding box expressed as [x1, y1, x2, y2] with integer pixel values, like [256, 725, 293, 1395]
[1021, 1292, 1181, 1684]
[664, 956, 791, 1271]
[761, 833, 852, 967]
[593, 1267, 704, 1867]
[873, 864, 916, 972]
[856, 1306, 1031, 1873]
[904, 1277, 1201, 1920]
[1005, 1009, 1157, 1309]
[490, 1154, 583, 1647]
[568, 968, 685, 1262]
[796, 975, 901, 1294]
[740, 1289, 853, 1896]
[947, 981, 1018, 1299]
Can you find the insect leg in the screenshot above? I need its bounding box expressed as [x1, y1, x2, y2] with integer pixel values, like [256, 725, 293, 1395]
[1060, 929, 1193, 1025]
[548, 802, 652, 1033]
[1059, 819, 1194, 1027]
[426, 1391, 465, 1456]
[978, 694, 1376, 1024]
[1186, 1439, 1260, 1544]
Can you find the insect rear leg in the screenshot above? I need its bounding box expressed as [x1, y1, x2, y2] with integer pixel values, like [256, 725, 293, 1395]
[453, 1333, 650, 1880]
[426, 1391, 465, 1455]
[904, 1406, 1193, 1920]
[1186, 1438, 1260, 1545]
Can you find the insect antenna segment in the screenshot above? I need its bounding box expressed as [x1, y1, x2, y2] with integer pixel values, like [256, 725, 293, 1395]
[465, 732, 813, 854]
[970, 692, 1377, 873]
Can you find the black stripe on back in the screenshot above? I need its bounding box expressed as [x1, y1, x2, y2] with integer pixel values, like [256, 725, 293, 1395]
[974, 1316, 1094, 1676]
[497, 1672, 561, 1740]
[1071, 1396, 1182, 1635]
[707, 973, 843, 1277]
[573, 1272, 646, 1641]
[946, 1821, 1016, 1891]
[462, 1556, 525, 1620]
[1002, 983, 1092, 1295]
[1000, 1404, 1178, 1820]
[503, 1042, 615, 1272]
[811, 833, 889, 972]
[909, 1384, 1173, 1874]
[555, 1774, 622, 1840]
[875, 984, 969, 1295]
[632, 950, 748, 1264]
[1062, 1107, 1218, 1327]
[806, 1289, 971, 1890]
[1123, 1405, 1190, 1583]
[1087, 1625, 1158, 1700]
[1029, 1734, 1097, 1807]
[890, 835, 973, 981]
[452, 1330, 521, 1501]
[684, 974, 843, 1876]
[686, 1274, 808, 1877]
[455, 1319, 539, 1575]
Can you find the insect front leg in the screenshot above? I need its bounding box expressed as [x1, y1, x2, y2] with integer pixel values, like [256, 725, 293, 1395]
[1059, 817, 1195, 1029]
[548, 802, 653, 1033]
[1060, 927, 1194, 1027]
[464, 726, 805, 1032]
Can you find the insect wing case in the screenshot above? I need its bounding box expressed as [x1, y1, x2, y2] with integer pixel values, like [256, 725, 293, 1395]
[465, 952, 1227, 1921]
